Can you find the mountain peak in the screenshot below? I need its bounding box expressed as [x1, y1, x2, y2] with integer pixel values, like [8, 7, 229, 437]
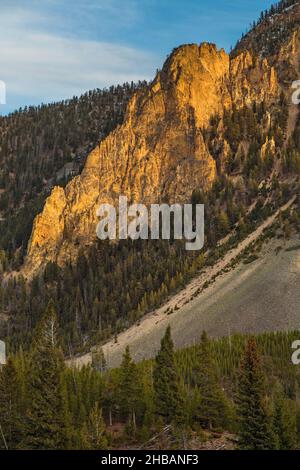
[23, 39, 284, 275]
[162, 42, 228, 76]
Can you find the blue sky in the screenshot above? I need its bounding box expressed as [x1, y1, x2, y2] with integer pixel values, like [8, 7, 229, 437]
[0, 0, 275, 115]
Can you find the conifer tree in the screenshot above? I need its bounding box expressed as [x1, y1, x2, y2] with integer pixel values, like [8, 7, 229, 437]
[273, 393, 297, 450]
[193, 331, 231, 430]
[237, 337, 275, 450]
[119, 346, 142, 430]
[91, 347, 107, 373]
[81, 402, 108, 450]
[0, 358, 22, 449]
[153, 326, 184, 424]
[21, 301, 69, 449]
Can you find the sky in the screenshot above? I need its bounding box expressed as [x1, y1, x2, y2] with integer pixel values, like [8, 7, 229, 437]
[0, 0, 275, 115]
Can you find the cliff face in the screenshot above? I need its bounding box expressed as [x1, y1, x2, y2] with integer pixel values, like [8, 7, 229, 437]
[25, 42, 280, 274]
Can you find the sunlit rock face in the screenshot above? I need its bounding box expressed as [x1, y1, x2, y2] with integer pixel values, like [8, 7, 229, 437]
[25, 41, 282, 275]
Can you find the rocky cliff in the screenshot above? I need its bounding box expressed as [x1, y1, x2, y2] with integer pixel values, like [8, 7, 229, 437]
[25, 39, 284, 274]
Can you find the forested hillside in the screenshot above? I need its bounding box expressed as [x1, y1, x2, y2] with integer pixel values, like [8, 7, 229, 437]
[234, 0, 300, 58]
[2, 90, 299, 353]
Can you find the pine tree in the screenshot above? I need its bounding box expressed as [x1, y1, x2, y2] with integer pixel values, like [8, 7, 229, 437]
[119, 346, 142, 430]
[0, 358, 22, 449]
[217, 210, 230, 237]
[91, 347, 107, 373]
[193, 331, 231, 430]
[81, 402, 108, 450]
[237, 338, 275, 450]
[21, 301, 69, 449]
[273, 393, 297, 450]
[153, 326, 184, 424]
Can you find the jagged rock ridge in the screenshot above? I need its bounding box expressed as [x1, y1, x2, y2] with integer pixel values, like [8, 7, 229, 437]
[25, 26, 300, 274]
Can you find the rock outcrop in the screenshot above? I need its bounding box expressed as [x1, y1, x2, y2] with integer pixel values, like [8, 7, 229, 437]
[25, 42, 281, 274]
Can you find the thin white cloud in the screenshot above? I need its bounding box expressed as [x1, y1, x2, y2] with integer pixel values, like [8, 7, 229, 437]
[0, 7, 157, 110]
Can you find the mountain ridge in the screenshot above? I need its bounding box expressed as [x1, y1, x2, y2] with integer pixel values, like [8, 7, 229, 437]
[1, 0, 300, 356]
[24, 39, 283, 275]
